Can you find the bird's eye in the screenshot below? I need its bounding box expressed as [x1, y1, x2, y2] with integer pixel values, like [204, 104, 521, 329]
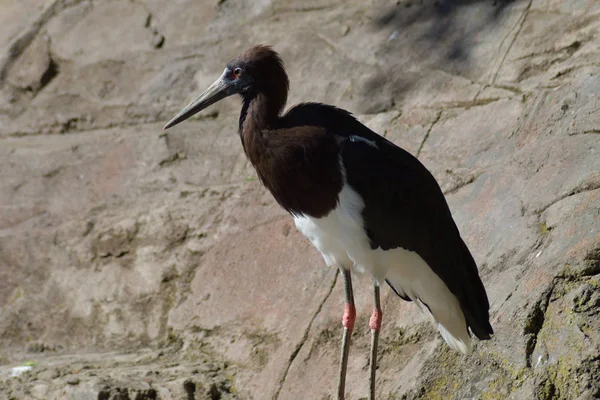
[233, 67, 243, 78]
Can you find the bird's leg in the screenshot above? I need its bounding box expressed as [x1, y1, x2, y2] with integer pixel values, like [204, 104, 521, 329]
[369, 282, 382, 400]
[338, 268, 355, 400]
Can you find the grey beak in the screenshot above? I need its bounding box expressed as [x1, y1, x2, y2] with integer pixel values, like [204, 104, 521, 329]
[163, 72, 230, 130]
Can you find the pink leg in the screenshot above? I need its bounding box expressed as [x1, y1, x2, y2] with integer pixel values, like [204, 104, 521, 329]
[338, 269, 354, 400]
[369, 284, 382, 400]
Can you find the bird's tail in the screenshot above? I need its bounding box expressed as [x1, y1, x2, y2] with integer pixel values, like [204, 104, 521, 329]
[416, 297, 473, 355]
[384, 253, 473, 355]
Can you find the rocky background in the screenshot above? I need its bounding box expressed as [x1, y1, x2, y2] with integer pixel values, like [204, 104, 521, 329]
[1, 0, 599, 399]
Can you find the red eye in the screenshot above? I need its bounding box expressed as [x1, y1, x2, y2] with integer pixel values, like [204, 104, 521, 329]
[233, 67, 242, 78]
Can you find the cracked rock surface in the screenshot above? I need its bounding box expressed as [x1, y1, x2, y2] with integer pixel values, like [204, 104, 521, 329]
[1, 0, 599, 399]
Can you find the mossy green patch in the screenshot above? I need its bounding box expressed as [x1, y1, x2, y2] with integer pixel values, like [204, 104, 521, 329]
[246, 328, 280, 370]
[536, 357, 581, 400]
[539, 222, 551, 234]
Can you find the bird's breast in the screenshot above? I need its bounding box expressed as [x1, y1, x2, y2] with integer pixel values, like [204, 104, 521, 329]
[250, 129, 343, 218]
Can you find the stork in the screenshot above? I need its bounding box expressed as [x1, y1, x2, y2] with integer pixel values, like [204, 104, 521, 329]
[164, 45, 493, 399]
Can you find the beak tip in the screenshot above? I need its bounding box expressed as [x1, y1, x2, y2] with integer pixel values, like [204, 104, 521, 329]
[163, 118, 177, 130]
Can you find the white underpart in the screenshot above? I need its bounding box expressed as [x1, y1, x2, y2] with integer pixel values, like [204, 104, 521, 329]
[294, 183, 472, 354]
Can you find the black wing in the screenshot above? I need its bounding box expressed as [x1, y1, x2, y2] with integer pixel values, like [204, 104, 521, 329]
[342, 135, 493, 340]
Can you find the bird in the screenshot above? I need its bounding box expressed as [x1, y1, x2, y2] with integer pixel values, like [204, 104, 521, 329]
[164, 45, 493, 400]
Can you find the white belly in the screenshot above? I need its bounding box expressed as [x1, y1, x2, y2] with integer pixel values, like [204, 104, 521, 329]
[294, 183, 472, 354]
[293, 184, 384, 280]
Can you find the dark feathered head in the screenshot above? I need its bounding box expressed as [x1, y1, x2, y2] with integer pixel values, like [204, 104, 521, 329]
[164, 45, 289, 129]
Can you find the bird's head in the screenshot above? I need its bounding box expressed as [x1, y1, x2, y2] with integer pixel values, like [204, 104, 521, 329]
[164, 45, 289, 130]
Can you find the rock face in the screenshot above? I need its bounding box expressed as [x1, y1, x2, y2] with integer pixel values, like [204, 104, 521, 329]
[1, 0, 599, 399]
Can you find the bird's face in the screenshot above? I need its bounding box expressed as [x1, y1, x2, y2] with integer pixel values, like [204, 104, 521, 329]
[163, 61, 253, 130]
[224, 61, 255, 94]
[164, 45, 287, 130]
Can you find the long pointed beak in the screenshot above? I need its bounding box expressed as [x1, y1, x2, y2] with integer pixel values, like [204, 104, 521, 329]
[163, 72, 231, 130]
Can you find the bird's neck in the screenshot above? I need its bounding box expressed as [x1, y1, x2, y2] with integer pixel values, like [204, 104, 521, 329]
[238, 92, 281, 158]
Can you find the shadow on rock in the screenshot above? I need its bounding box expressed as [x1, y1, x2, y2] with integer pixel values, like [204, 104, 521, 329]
[374, 0, 522, 73]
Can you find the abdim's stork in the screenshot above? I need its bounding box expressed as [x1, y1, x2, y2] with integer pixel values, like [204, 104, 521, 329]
[164, 46, 493, 399]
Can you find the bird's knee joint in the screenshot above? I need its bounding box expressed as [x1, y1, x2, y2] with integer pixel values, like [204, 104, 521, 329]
[342, 303, 356, 331]
[369, 308, 382, 331]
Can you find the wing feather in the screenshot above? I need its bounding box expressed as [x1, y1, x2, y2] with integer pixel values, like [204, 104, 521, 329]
[341, 137, 493, 339]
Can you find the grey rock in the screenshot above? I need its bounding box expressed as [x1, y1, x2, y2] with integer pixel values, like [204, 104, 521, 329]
[37, 368, 60, 381]
[6, 34, 55, 92]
